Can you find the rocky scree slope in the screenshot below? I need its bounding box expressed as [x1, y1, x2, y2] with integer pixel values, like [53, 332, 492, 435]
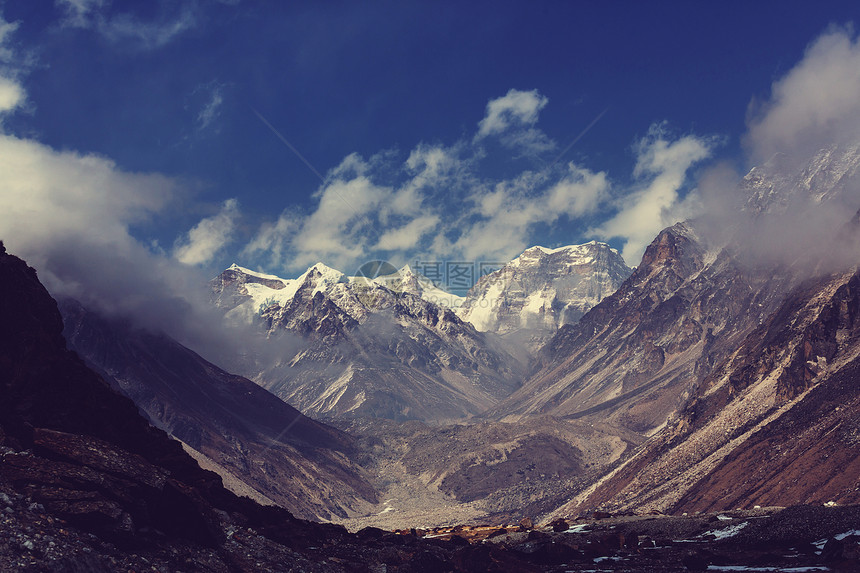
[533, 144, 860, 517]
[565, 267, 860, 516]
[492, 144, 860, 435]
[0, 242, 358, 550]
[334, 415, 644, 532]
[60, 299, 378, 521]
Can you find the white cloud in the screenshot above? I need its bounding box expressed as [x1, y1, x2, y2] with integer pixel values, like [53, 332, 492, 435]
[476, 89, 548, 138]
[244, 91, 611, 274]
[105, 10, 196, 50]
[501, 127, 556, 156]
[746, 26, 860, 162]
[56, 0, 106, 27]
[197, 86, 224, 130]
[242, 209, 301, 269]
[0, 15, 27, 117]
[0, 16, 20, 62]
[295, 175, 390, 267]
[55, 0, 197, 50]
[245, 154, 397, 272]
[0, 76, 23, 113]
[174, 198, 240, 265]
[0, 130, 260, 370]
[593, 124, 716, 265]
[0, 135, 173, 251]
[375, 215, 440, 251]
[452, 163, 609, 261]
[0, 132, 176, 300]
[475, 89, 556, 156]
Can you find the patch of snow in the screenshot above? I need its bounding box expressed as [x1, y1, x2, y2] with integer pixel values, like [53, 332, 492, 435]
[522, 290, 550, 317]
[702, 521, 749, 540]
[460, 280, 504, 331]
[308, 263, 347, 294]
[228, 263, 286, 282]
[370, 265, 465, 308]
[564, 524, 591, 533]
[835, 529, 860, 541]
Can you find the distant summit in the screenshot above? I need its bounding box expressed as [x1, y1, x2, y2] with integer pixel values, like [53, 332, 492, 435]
[457, 241, 632, 339]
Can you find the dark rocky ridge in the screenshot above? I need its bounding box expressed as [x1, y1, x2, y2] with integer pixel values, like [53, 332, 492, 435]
[60, 299, 378, 521]
[0, 241, 339, 547]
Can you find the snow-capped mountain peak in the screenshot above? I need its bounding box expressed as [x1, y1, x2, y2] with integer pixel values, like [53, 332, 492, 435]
[369, 264, 465, 309]
[743, 142, 860, 214]
[457, 241, 632, 336]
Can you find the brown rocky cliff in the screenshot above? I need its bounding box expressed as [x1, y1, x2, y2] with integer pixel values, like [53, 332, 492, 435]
[568, 269, 860, 516]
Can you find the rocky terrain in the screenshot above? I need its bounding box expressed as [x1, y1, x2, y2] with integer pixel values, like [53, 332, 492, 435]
[525, 144, 860, 520]
[561, 267, 860, 518]
[743, 142, 860, 214]
[0, 242, 651, 572]
[483, 221, 790, 437]
[60, 299, 378, 521]
[192, 143, 860, 532]
[13, 238, 856, 571]
[208, 241, 629, 425]
[331, 416, 642, 532]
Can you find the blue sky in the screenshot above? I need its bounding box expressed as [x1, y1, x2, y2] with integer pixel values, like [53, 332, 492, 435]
[1, 0, 860, 299]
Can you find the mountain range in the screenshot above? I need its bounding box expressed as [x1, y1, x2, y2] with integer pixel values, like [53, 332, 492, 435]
[4, 143, 860, 568]
[207, 240, 630, 425]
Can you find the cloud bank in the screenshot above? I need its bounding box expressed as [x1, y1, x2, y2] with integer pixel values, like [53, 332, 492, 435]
[245, 90, 711, 274]
[594, 124, 717, 264]
[174, 198, 240, 265]
[0, 13, 256, 368]
[746, 25, 860, 164]
[732, 26, 860, 271]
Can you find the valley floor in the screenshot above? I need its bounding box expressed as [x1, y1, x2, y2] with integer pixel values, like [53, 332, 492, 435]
[4, 477, 859, 573]
[326, 416, 642, 531]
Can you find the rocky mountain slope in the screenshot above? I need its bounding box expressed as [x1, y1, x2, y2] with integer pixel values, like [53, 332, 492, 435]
[457, 242, 631, 344]
[0, 242, 359, 556]
[333, 416, 643, 531]
[563, 267, 860, 516]
[60, 299, 378, 521]
[5, 241, 635, 572]
[211, 263, 523, 423]
[491, 144, 860, 434]
[485, 223, 791, 434]
[523, 144, 860, 518]
[743, 142, 860, 214]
